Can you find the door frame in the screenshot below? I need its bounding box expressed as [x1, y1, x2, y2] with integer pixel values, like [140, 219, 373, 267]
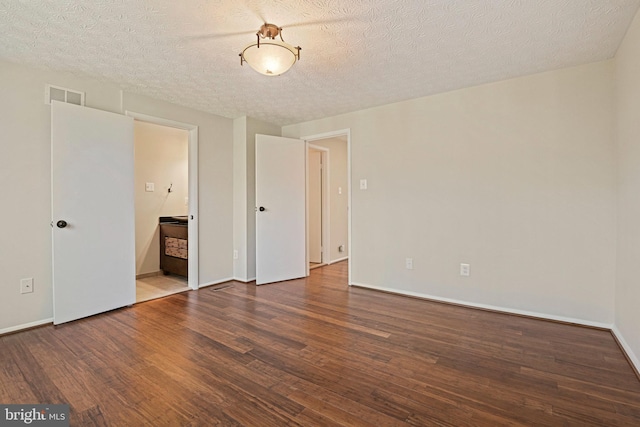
[125, 111, 199, 290]
[301, 129, 352, 285]
[306, 144, 330, 272]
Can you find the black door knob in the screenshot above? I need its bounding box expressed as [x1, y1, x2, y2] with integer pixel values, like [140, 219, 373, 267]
[56, 220, 68, 229]
[259, 207, 266, 212]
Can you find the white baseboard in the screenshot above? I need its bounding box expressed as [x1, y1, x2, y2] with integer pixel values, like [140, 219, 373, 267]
[199, 277, 235, 288]
[611, 325, 640, 377]
[231, 277, 256, 283]
[329, 256, 349, 264]
[0, 318, 53, 336]
[350, 282, 612, 329]
[136, 271, 162, 280]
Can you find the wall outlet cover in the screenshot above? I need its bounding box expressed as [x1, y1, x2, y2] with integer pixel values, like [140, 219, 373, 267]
[20, 278, 34, 294]
[460, 263, 470, 277]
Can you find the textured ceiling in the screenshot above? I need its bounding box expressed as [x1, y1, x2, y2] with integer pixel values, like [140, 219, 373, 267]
[1, 1, 639, 126]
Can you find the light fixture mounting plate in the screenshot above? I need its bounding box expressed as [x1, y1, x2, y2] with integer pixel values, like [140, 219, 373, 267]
[258, 23, 282, 40]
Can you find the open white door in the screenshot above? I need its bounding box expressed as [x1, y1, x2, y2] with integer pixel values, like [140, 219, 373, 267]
[52, 101, 135, 324]
[308, 149, 323, 263]
[255, 134, 306, 285]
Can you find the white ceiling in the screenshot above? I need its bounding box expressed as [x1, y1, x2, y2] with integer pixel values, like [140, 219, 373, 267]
[1, 1, 639, 126]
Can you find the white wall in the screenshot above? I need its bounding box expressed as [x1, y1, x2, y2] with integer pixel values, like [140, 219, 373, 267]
[0, 60, 122, 332]
[232, 116, 281, 281]
[233, 117, 249, 280]
[614, 8, 640, 371]
[134, 121, 188, 276]
[310, 137, 349, 262]
[0, 60, 235, 333]
[284, 60, 617, 325]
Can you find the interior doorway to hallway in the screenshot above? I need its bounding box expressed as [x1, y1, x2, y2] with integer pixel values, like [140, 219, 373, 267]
[305, 132, 350, 276]
[308, 145, 327, 270]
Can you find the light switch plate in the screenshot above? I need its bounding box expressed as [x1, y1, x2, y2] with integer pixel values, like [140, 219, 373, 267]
[360, 179, 368, 190]
[145, 182, 155, 192]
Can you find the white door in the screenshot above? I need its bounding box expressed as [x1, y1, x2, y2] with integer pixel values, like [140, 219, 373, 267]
[255, 134, 307, 285]
[51, 101, 135, 324]
[308, 150, 323, 263]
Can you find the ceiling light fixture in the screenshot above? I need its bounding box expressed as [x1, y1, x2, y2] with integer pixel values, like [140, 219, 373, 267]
[239, 23, 301, 76]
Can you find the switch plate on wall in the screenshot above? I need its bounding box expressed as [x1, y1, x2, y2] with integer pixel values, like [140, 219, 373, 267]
[360, 179, 368, 190]
[405, 258, 413, 270]
[145, 182, 155, 192]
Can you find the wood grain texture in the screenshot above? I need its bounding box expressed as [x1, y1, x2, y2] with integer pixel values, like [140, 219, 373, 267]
[1, 261, 639, 426]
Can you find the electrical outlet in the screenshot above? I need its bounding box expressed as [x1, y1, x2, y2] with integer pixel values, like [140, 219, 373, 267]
[338, 245, 345, 253]
[20, 278, 34, 294]
[460, 263, 470, 277]
[405, 258, 413, 270]
[233, 250, 238, 259]
[145, 182, 154, 192]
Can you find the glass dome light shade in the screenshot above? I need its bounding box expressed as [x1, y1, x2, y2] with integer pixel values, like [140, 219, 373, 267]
[241, 40, 300, 76]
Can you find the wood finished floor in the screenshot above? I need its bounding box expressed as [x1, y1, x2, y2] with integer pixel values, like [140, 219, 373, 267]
[1, 261, 639, 426]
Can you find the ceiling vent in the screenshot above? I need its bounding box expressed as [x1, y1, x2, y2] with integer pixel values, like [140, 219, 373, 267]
[45, 84, 85, 106]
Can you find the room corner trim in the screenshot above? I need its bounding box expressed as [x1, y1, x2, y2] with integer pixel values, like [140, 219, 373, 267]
[231, 277, 256, 283]
[611, 325, 640, 381]
[199, 277, 236, 288]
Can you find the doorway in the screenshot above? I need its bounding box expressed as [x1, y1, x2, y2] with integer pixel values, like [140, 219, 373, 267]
[133, 121, 189, 302]
[304, 132, 350, 277]
[254, 130, 350, 285]
[308, 145, 328, 270]
[127, 111, 200, 301]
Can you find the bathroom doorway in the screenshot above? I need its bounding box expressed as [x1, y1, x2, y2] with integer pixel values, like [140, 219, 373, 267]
[133, 120, 190, 302]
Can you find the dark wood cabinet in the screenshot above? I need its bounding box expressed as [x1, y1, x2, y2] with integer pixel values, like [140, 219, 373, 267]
[159, 217, 188, 277]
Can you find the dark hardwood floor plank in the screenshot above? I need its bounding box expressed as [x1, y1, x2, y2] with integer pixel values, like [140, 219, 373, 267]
[249, 359, 407, 427]
[1, 261, 639, 426]
[294, 407, 353, 427]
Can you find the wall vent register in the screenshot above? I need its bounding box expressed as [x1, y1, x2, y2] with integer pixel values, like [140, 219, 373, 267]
[45, 84, 85, 106]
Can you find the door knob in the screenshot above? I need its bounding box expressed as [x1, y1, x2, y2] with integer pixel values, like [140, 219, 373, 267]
[56, 220, 68, 228]
[259, 206, 266, 212]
